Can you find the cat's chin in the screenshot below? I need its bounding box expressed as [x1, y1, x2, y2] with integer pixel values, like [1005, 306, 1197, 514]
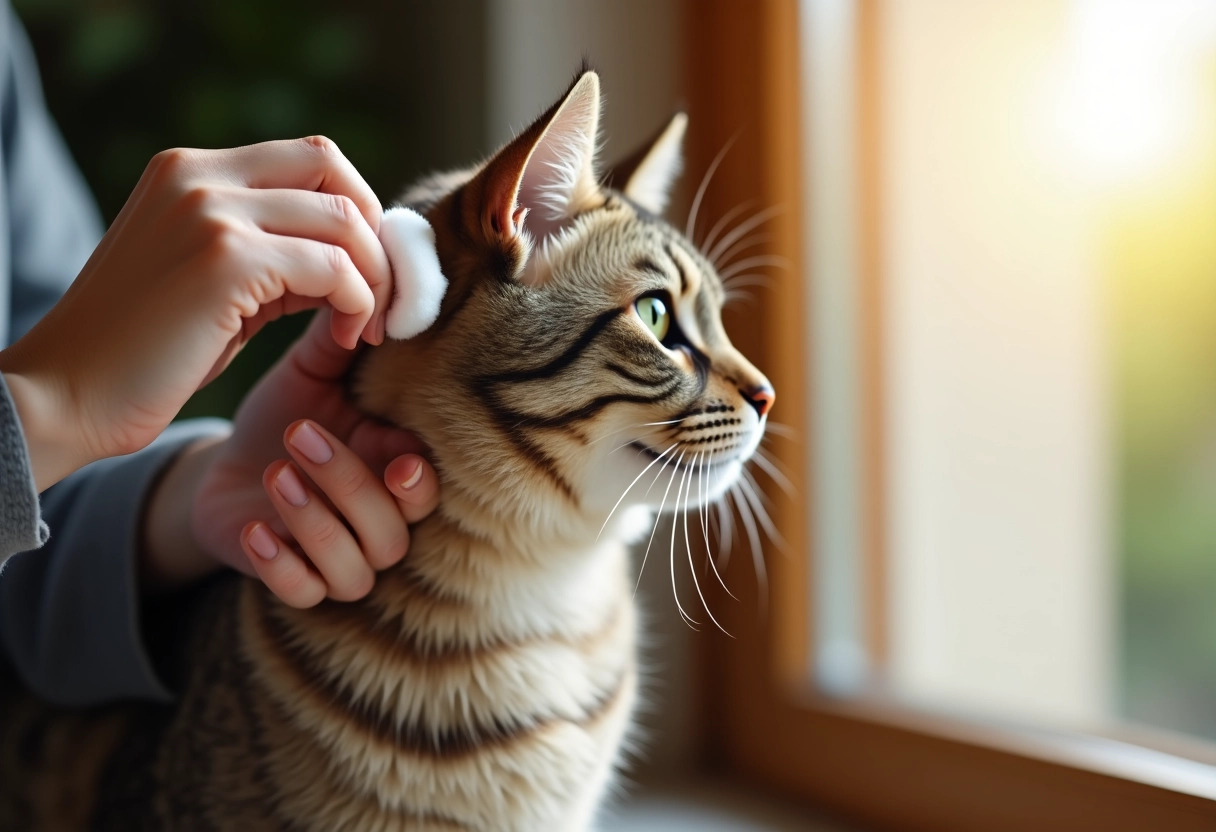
[580, 442, 747, 525]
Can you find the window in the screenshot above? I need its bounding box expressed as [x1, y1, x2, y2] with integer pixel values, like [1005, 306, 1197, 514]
[684, 0, 1216, 827]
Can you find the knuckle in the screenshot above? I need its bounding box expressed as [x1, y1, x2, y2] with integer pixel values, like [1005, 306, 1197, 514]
[302, 134, 340, 156]
[200, 222, 244, 265]
[306, 517, 345, 550]
[323, 242, 352, 276]
[326, 193, 358, 227]
[326, 464, 369, 500]
[147, 147, 192, 179]
[177, 184, 217, 215]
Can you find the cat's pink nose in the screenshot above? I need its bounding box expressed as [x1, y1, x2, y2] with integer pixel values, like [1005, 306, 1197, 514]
[743, 385, 775, 418]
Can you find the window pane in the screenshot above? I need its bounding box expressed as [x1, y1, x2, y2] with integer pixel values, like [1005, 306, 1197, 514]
[809, 0, 1216, 744]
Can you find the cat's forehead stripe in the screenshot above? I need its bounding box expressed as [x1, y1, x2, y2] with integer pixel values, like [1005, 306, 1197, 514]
[665, 243, 689, 295]
[633, 258, 667, 281]
[665, 243, 700, 298]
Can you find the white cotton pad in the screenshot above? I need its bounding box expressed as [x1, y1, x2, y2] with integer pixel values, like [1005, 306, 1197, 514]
[379, 206, 448, 339]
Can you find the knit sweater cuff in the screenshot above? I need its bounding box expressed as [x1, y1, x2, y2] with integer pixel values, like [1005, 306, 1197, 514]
[0, 372, 48, 563]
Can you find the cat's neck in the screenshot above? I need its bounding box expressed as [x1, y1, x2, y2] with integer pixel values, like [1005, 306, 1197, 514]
[381, 496, 633, 642]
[428, 476, 650, 563]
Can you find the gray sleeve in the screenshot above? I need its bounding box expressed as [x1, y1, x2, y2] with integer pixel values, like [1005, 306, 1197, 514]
[0, 4, 104, 560]
[0, 373, 46, 558]
[0, 8, 236, 707]
[2, 4, 105, 342]
[0, 418, 230, 706]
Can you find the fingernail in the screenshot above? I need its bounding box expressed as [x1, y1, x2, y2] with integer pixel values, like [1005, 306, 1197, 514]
[288, 421, 333, 464]
[400, 459, 424, 491]
[248, 524, 278, 560]
[274, 465, 309, 507]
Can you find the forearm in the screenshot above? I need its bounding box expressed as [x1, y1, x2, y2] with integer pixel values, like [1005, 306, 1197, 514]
[140, 432, 231, 595]
[0, 366, 86, 493]
[0, 418, 229, 705]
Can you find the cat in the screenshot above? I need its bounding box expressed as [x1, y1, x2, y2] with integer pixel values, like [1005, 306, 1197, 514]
[0, 69, 774, 832]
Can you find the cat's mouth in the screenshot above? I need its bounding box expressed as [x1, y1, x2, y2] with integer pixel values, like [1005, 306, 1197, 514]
[628, 441, 744, 471]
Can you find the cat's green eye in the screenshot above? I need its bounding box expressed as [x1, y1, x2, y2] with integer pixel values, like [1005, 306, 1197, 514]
[635, 296, 670, 342]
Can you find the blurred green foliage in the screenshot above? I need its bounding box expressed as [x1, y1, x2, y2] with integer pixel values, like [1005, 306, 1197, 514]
[15, 0, 488, 418]
[1111, 68, 1216, 740]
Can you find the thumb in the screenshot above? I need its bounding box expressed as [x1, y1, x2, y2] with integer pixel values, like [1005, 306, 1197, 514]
[346, 418, 429, 473]
[287, 308, 363, 382]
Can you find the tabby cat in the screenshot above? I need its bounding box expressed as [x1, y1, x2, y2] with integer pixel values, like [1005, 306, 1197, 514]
[0, 70, 774, 831]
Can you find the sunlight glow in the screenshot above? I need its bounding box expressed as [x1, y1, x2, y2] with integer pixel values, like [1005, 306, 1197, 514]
[1060, 0, 1216, 182]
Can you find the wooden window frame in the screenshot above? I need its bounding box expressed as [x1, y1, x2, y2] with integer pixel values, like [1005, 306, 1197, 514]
[682, 2, 1216, 829]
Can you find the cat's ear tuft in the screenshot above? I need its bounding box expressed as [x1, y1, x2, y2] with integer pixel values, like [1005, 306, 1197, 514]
[608, 112, 687, 216]
[473, 70, 604, 279]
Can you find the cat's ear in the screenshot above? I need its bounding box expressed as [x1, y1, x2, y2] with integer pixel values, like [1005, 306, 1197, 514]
[468, 70, 603, 277]
[607, 112, 687, 216]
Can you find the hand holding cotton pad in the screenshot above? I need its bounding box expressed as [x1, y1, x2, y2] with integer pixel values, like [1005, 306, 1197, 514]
[378, 207, 448, 340]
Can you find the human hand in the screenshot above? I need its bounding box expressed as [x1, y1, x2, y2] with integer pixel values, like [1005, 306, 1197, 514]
[0, 136, 392, 491]
[142, 311, 440, 606]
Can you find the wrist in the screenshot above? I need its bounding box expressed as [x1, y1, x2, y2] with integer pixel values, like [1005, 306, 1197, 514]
[140, 433, 230, 595]
[0, 365, 88, 492]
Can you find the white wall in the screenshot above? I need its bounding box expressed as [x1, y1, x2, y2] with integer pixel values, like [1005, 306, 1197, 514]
[486, 0, 682, 160]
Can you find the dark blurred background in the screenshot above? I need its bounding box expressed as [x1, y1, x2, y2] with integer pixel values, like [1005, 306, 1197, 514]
[15, 0, 489, 418]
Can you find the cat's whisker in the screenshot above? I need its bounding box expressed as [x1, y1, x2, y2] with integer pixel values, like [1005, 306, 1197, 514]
[667, 455, 700, 629]
[634, 450, 684, 599]
[705, 457, 710, 581]
[699, 455, 712, 578]
[699, 452, 739, 602]
[707, 204, 785, 267]
[721, 274, 774, 291]
[715, 236, 775, 276]
[751, 447, 797, 501]
[607, 437, 645, 456]
[723, 290, 759, 309]
[700, 199, 757, 258]
[598, 442, 679, 541]
[714, 491, 735, 571]
[740, 467, 787, 551]
[588, 418, 683, 449]
[684, 453, 732, 636]
[644, 441, 681, 499]
[732, 482, 769, 615]
[686, 132, 740, 241]
[719, 255, 791, 282]
[761, 421, 799, 442]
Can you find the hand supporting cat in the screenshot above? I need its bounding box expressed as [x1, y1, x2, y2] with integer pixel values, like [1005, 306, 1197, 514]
[141, 310, 441, 606]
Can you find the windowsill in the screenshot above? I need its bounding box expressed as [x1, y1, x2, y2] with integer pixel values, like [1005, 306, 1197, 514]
[603, 776, 869, 831]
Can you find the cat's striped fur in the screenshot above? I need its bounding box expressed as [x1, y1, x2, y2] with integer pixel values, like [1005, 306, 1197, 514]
[0, 70, 773, 831]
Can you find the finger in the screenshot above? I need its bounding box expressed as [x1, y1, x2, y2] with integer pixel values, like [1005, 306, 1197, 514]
[205, 295, 328, 386]
[216, 137, 383, 233]
[241, 521, 328, 608]
[346, 419, 430, 474]
[385, 454, 441, 524]
[261, 234, 375, 349]
[239, 188, 392, 344]
[284, 420, 409, 571]
[263, 460, 376, 601]
[277, 309, 361, 384]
